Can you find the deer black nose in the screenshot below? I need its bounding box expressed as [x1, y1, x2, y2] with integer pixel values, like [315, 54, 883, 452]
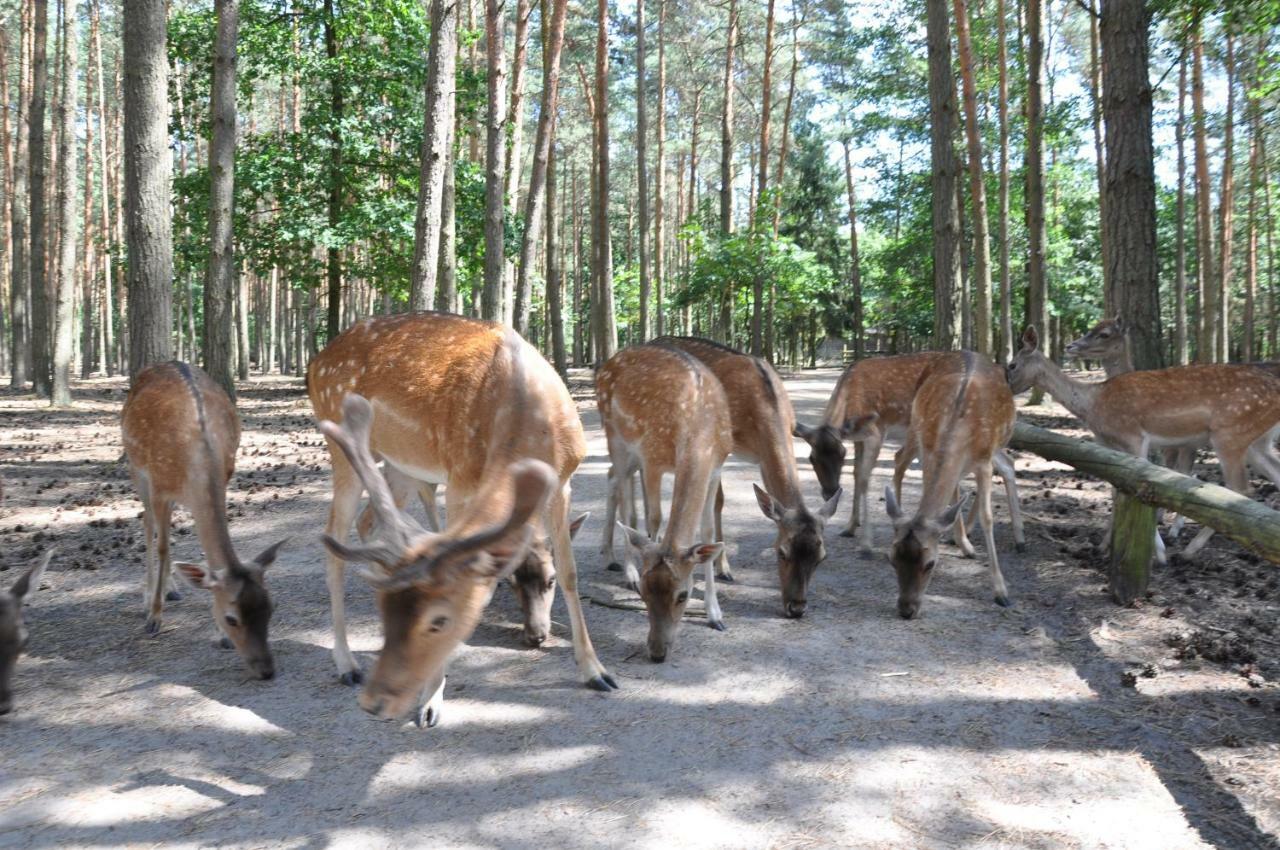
[649, 651, 667, 663]
[0, 698, 11, 716]
[785, 600, 807, 619]
[898, 600, 920, 620]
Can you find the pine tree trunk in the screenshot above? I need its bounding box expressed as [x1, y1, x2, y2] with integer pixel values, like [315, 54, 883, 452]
[653, 0, 666, 337]
[324, 0, 342, 342]
[1218, 29, 1235, 361]
[92, 0, 113, 375]
[843, 139, 863, 359]
[1101, 0, 1160, 369]
[996, 0, 1012, 361]
[480, 0, 507, 321]
[952, 0, 992, 355]
[502, 0, 531, 323]
[51, 0, 76, 404]
[203, 0, 238, 398]
[1024, 0, 1048, 391]
[1174, 54, 1188, 364]
[29, 0, 50, 394]
[592, 0, 617, 358]
[81, 12, 96, 380]
[927, 0, 962, 350]
[1244, 40, 1263, 362]
[719, 0, 736, 238]
[772, 13, 798, 236]
[1191, 26, 1216, 363]
[751, 0, 775, 357]
[0, 27, 10, 377]
[513, 0, 568, 335]
[1088, 0, 1110, 313]
[547, 139, 566, 375]
[634, 0, 650, 341]
[439, 136, 458, 311]
[237, 269, 250, 379]
[123, 0, 173, 376]
[409, 0, 458, 311]
[9, 0, 31, 387]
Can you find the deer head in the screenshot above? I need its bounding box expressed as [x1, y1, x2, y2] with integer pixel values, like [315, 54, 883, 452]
[175, 539, 286, 680]
[753, 485, 841, 618]
[1005, 326, 1050, 394]
[319, 394, 556, 720]
[1, 550, 53, 716]
[618, 523, 723, 662]
[507, 512, 588, 647]
[1065, 317, 1126, 363]
[884, 486, 963, 619]
[795, 415, 878, 501]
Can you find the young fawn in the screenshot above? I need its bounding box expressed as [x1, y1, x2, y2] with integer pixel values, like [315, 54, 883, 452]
[121, 362, 285, 679]
[0, 550, 54, 716]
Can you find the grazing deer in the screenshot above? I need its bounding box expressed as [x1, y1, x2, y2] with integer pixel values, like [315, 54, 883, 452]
[0, 550, 54, 716]
[121, 362, 285, 680]
[654, 336, 841, 618]
[309, 313, 613, 725]
[597, 345, 732, 660]
[796, 352, 1024, 554]
[882, 352, 1016, 619]
[1008, 326, 1280, 557]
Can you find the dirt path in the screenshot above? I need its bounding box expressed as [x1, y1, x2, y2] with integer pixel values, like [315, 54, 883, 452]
[1, 369, 1276, 849]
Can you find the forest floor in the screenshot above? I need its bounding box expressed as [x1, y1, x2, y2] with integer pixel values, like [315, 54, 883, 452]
[0, 366, 1277, 850]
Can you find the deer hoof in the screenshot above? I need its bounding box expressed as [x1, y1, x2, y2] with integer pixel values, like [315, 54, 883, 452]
[339, 669, 364, 687]
[1015, 542, 1027, 554]
[858, 546, 875, 560]
[708, 618, 728, 632]
[144, 618, 162, 637]
[586, 671, 619, 692]
[625, 579, 640, 593]
[716, 571, 735, 583]
[606, 561, 623, 572]
[995, 594, 1011, 608]
[217, 636, 234, 650]
[165, 589, 183, 602]
[839, 528, 857, 539]
[415, 704, 440, 729]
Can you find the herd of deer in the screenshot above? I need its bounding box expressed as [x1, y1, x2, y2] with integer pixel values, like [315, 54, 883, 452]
[5, 311, 1280, 725]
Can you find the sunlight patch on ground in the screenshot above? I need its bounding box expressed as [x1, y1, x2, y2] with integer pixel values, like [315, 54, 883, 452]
[0, 783, 221, 832]
[363, 743, 608, 801]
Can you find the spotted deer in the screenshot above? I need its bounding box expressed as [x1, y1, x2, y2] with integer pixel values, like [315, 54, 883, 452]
[1, 549, 54, 716]
[121, 362, 285, 680]
[1008, 326, 1280, 557]
[654, 336, 841, 618]
[882, 352, 1017, 619]
[796, 352, 1024, 554]
[597, 345, 732, 661]
[309, 313, 613, 726]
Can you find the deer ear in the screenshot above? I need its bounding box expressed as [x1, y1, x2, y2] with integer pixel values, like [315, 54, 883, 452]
[10, 549, 54, 601]
[884, 485, 903, 520]
[617, 523, 651, 551]
[252, 538, 289, 570]
[792, 422, 817, 443]
[1112, 317, 1126, 334]
[1021, 326, 1040, 351]
[176, 562, 222, 591]
[754, 484, 784, 522]
[841, 413, 878, 439]
[568, 512, 590, 540]
[684, 543, 724, 565]
[938, 498, 966, 528]
[818, 488, 842, 520]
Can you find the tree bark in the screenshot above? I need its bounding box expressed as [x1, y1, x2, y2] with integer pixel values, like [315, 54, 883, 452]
[480, 0, 507, 322]
[719, 0, 736, 238]
[409, 0, 458, 311]
[91, 0, 113, 375]
[1244, 40, 1263, 362]
[29, 0, 49, 394]
[653, 0, 667, 337]
[635, 0, 650, 341]
[1024, 0, 1048, 387]
[513, 0, 568, 335]
[996, 0, 1012, 361]
[10, 0, 31, 387]
[1192, 25, 1216, 362]
[750, 0, 775, 357]
[547, 139, 566, 375]
[927, 0, 962, 350]
[324, 0, 343, 342]
[51, 0, 76, 404]
[952, 0, 992, 356]
[772, 12, 797, 236]
[203, 0, 238, 398]
[591, 0, 617, 359]
[1217, 29, 1235, 362]
[843, 139, 863, 359]
[500, 0, 531, 323]
[123, 0, 172, 376]
[0, 25, 11, 377]
[1088, 0, 1110, 313]
[1174, 53, 1188, 364]
[439, 136, 458, 311]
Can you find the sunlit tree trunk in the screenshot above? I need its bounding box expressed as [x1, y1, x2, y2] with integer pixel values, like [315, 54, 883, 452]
[481, 0, 507, 322]
[10, 0, 32, 387]
[1192, 25, 1216, 362]
[996, 0, 1012, 361]
[1217, 29, 1235, 361]
[324, 0, 343, 342]
[843, 139, 863, 359]
[501, 0, 531, 324]
[952, 0, 992, 355]
[1244, 40, 1263, 362]
[1087, 0, 1110, 312]
[634, 0, 650, 341]
[51, 0, 77, 404]
[1174, 54, 1188, 364]
[547, 138, 566, 375]
[29, 0, 49, 394]
[750, 0, 775, 357]
[592, 0, 617, 358]
[1025, 0, 1048, 397]
[927, 0, 962, 350]
[653, 0, 667, 337]
[719, 0, 736, 237]
[203, 0, 238, 398]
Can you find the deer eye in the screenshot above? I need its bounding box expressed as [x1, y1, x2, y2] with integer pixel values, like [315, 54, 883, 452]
[224, 614, 241, 628]
[543, 577, 556, 592]
[429, 615, 450, 632]
[676, 591, 689, 605]
[923, 560, 936, 574]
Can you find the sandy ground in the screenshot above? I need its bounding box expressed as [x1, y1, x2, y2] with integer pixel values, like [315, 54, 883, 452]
[0, 367, 1277, 850]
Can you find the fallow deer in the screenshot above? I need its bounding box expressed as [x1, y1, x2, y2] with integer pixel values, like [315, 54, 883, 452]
[796, 352, 1024, 554]
[597, 344, 732, 661]
[653, 336, 841, 618]
[1008, 326, 1280, 557]
[0, 550, 54, 716]
[121, 362, 285, 680]
[882, 352, 1017, 619]
[309, 313, 614, 725]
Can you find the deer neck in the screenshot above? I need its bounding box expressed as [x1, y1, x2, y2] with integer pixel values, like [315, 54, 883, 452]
[190, 470, 241, 574]
[1034, 357, 1103, 426]
[1099, 345, 1134, 378]
[663, 450, 715, 548]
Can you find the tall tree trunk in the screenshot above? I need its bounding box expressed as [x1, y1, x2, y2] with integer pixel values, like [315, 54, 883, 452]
[324, 0, 342, 343]
[439, 137, 458, 311]
[480, 0, 507, 322]
[0, 25, 10, 376]
[1101, 0, 1160, 369]
[500, 0, 530, 324]
[10, 0, 31, 387]
[237, 267, 250, 378]
[51, 0, 76, 404]
[1191, 24, 1216, 362]
[123, 0, 172, 375]
[547, 139, 566, 375]
[952, 0, 992, 355]
[843, 138, 863, 359]
[1174, 53, 1188, 364]
[719, 0, 736, 238]
[1088, 0, 1110, 312]
[653, 0, 667, 337]
[592, 0, 616, 358]
[513, 0, 568, 335]
[409, 0, 458, 311]
[81, 2, 96, 378]
[1025, 0, 1048, 388]
[996, 0, 1012, 361]
[772, 11, 798, 236]
[1244, 40, 1263, 362]
[203, 0, 238, 398]
[91, 0, 113, 375]
[927, 0, 962, 350]
[1217, 29, 1235, 361]
[634, 0, 650, 341]
[29, 0, 49, 395]
[750, 0, 775, 357]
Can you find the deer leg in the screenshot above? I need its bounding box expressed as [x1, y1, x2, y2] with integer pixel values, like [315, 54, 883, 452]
[992, 450, 1026, 553]
[549, 484, 618, 692]
[602, 464, 624, 573]
[1246, 431, 1280, 490]
[852, 433, 885, 551]
[844, 441, 864, 536]
[976, 462, 1010, 606]
[140, 486, 162, 635]
[419, 482, 441, 532]
[892, 442, 913, 503]
[712, 481, 732, 581]
[325, 462, 365, 685]
[643, 466, 664, 539]
[414, 671, 447, 729]
[1163, 446, 1195, 536]
[627, 469, 640, 529]
[701, 472, 727, 630]
[1184, 449, 1249, 558]
[952, 485, 976, 558]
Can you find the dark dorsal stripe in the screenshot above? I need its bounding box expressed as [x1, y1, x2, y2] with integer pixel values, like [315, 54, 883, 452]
[653, 335, 746, 356]
[946, 351, 978, 424]
[172, 361, 210, 437]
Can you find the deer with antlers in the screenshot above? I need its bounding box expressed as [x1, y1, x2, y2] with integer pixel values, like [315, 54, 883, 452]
[881, 352, 1017, 619]
[597, 345, 732, 661]
[121, 363, 285, 680]
[653, 337, 841, 619]
[1008, 326, 1280, 557]
[796, 352, 1024, 554]
[309, 313, 614, 725]
[1, 549, 54, 716]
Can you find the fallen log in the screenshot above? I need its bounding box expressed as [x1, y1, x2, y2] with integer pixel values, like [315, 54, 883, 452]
[1009, 421, 1280, 599]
